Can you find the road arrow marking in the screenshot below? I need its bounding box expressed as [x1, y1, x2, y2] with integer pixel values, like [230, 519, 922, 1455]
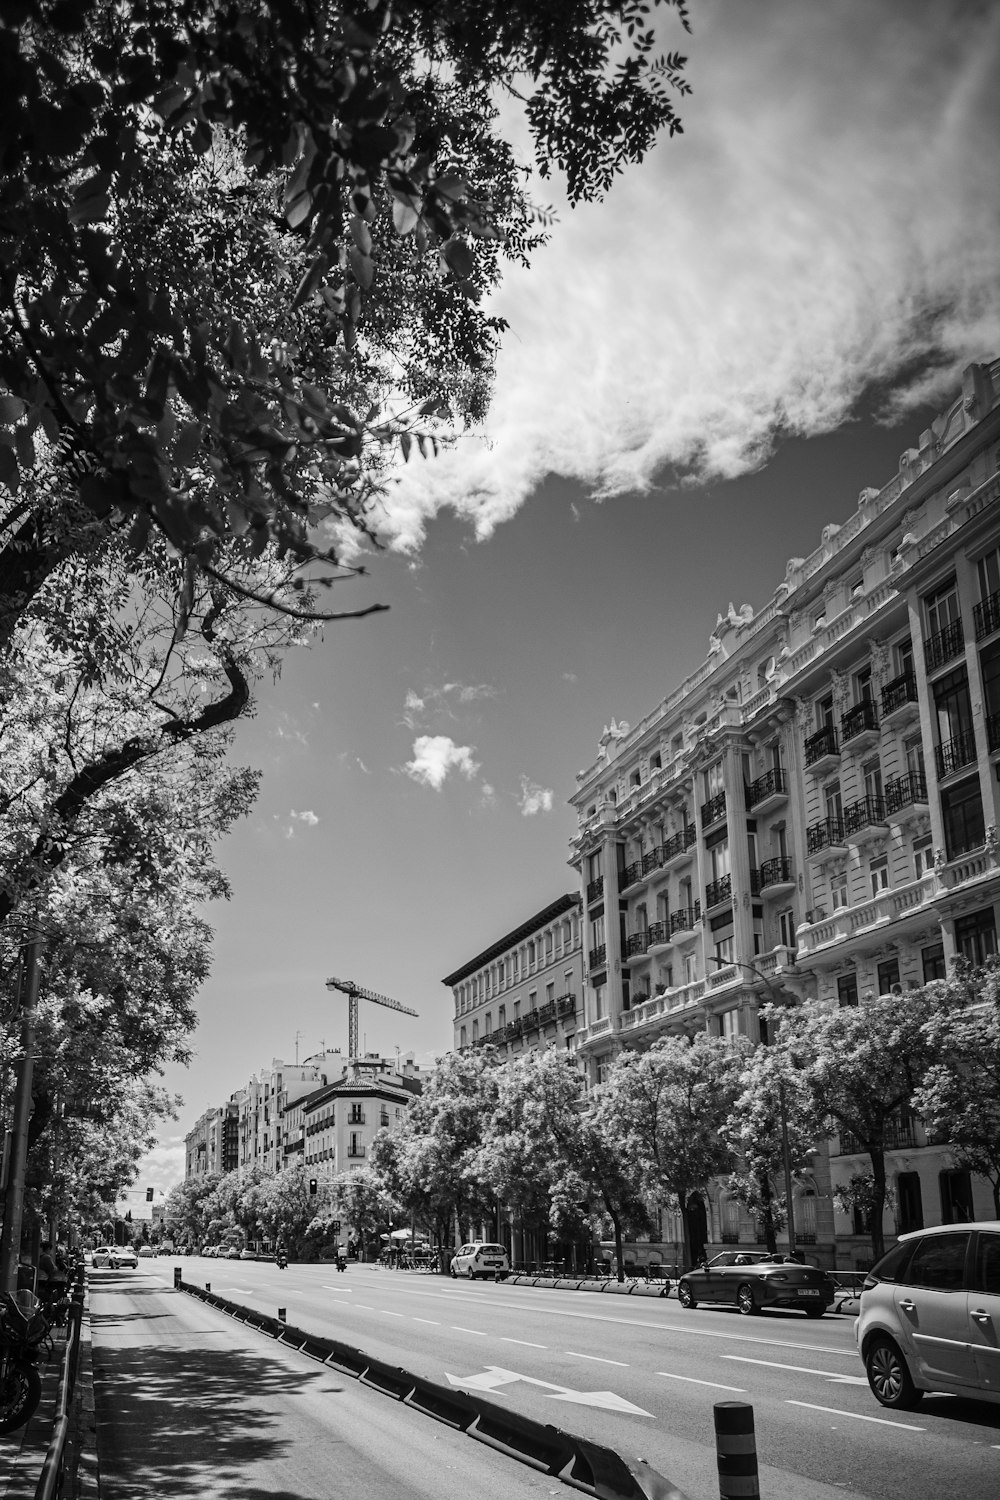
[444, 1365, 653, 1416]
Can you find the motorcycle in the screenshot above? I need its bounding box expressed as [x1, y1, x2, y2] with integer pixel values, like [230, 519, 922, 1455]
[276, 1253, 288, 1270]
[0, 1289, 49, 1434]
[335, 1257, 346, 1273]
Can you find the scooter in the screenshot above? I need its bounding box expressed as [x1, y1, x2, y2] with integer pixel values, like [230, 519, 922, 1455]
[335, 1257, 346, 1273]
[276, 1252, 288, 1270]
[0, 1290, 49, 1434]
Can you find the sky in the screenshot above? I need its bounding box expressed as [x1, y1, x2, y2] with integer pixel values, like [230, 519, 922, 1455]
[138, 0, 1000, 1194]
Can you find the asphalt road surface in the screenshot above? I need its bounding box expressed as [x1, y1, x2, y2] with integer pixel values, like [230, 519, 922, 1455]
[130, 1257, 1000, 1500]
[87, 1270, 567, 1500]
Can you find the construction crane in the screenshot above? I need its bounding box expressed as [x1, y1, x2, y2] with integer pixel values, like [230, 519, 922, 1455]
[325, 976, 418, 1060]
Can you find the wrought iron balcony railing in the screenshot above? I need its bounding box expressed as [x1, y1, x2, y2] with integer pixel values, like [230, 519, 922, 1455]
[586, 876, 604, 905]
[625, 931, 649, 957]
[881, 672, 919, 718]
[924, 617, 964, 672]
[884, 771, 928, 815]
[804, 725, 839, 767]
[705, 873, 733, 908]
[588, 943, 607, 970]
[621, 860, 643, 888]
[745, 767, 787, 809]
[669, 903, 701, 936]
[935, 728, 977, 779]
[646, 920, 669, 948]
[843, 795, 887, 836]
[662, 824, 698, 861]
[757, 856, 794, 889]
[700, 790, 727, 828]
[975, 589, 1000, 641]
[807, 816, 846, 854]
[841, 699, 879, 742]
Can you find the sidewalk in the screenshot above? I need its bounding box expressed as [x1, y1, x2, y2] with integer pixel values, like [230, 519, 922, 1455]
[0, 1302, 96, 1500]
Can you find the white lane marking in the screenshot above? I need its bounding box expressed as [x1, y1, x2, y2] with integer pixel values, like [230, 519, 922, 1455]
[722, 1355, 868, 1385]
[323, 1285, 352, 1292]
[786, 1400, 924, 1431]
[566, 1351, 628, 1367]
[354, 1304, 374, 1311]
[502, 1337, 547, 1348]
[451, 1326, 487, 1335]
[371, 1284, 858, 1358]
[413, 1318, 439, 1325]
[658, 1371, 747, 1393]
[381, 1310, 405, 1317]
[329, 1299, 353, 1307]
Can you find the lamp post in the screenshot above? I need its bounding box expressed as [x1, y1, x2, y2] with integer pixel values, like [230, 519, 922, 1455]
[706, 954, 797, 1258]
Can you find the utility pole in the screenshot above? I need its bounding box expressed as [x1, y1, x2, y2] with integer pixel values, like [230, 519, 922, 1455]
[0, 936, 43, 1294]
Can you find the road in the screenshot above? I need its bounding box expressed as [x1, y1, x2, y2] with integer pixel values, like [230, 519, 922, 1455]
[86, 1270, 569, 1500]
[136, 1256, 1000, 1500]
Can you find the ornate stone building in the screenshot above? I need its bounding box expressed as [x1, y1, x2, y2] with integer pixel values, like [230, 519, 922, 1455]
[569, 358, 1000, 1269]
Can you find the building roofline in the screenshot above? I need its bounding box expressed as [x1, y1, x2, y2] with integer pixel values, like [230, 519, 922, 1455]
[441, 892, 582, 987]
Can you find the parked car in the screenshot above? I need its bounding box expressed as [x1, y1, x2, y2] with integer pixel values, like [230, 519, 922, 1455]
[675, 1251, 835, 1317]
[239, 1248, 256, 1259]
[857, 1220, 1000, 1410]
[224, 1246, 242, 1259]
[450, 1242, 510, 1280]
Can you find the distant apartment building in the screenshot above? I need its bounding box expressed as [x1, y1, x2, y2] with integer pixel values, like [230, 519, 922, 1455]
[569, 358, 1000, 1268]
[184, 1100, 239, 1179]
[283, 1054, 423, 1177]
[444, 894, 585, 1059]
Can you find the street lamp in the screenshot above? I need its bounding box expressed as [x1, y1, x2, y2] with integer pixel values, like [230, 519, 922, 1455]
[706, 954, 798, 1259]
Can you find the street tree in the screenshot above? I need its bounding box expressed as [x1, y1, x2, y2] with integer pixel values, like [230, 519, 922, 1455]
[564, 1086, 652, 1281]
[610, 1033, 742, 1270]
[772, 990, 942, 1260]
[331, 1163, 399, 1260]
[0, 0, 693, 642]
[913, 959, 1000, 1215]
[723, 1038, 818, 1254]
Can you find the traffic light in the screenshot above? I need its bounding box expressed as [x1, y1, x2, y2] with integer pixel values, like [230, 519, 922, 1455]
[125, 1210, 132, 1222]
[309, 1178, 317, 1195]
[146, 1187, 154, 1202]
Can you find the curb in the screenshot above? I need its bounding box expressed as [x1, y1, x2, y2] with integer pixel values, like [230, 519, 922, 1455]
[508, 1275, 672, 1298]
[176, 1280, 692, 1500]
[64, 1292, 100, 1500]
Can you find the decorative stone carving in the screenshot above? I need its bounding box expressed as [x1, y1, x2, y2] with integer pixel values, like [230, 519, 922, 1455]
[786, 557, 805, 580]
[934, 847, 947, 872]
[821, 524, 842, 546]
[823, 578, 841, 601]
[866, 637, 890, 681]
[828, 668, 849, 714]
[858, 487, 880, 509]
[986, 826, 999, 863]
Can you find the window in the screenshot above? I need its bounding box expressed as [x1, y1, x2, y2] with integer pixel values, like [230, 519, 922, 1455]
[715, 933, 735, 965]
[975, 1233, 1000, 1297]
[817, 694, 835, 730]
[905, 1232, 969, 1291]
[472, 1020, 479, 1042]
[656, 890, 669, 924]
[904, 733, 925, 782]
[591, 984, 604, 1019]
[837, 972, 858, 1008]
[683, 952, 697, 985]
[778, 909, 796, 949]
[830, 869, 849, 909]
[513, 999, 520, 1019]
[484, 1012, 492, 1034]
[824, 782, 843, 822]
[704, 760, 725, 798]
[933, 666, 973, 748]
[630, 769, 641, 787]
[869, 857, 889, 898]
[710, 839, 731, 881]
[812, 606, 827, 632]
[854, 665, 873, 704]
[529, 989, 537, 1011]
[877, 957, 900, 994]
[497, 1004, 506, 1029]
[587, 850, 603, 883]
[940, 1169, 974, 1225]
[941, 777, 985, 860]
[922, 943, 946, 982]
[925, 576, 961, 638]
[590, 913, 605, 949]
[896, 637, 914, 677]
[721, 1009, 741, 1039]
[979, 545, 1000, 602]
[981, 640, 1000, 721]
[897, 1173, 923, 1236]
[913, 835, 933, 880]
[955, 907, 998, 967]
[862, 758, 883, 802]
[650, 752, 662, 771]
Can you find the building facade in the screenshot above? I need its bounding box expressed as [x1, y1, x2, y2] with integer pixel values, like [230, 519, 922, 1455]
[443, 894, 585, 1060]
[569, 358, 1000, 1269]
[282, 1053, 422, 1178]
[184, 1100, 239, 1180]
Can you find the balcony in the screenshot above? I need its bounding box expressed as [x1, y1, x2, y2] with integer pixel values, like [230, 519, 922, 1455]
[804, 725, 840, 774]
[838, 1111, 916, 1156]
[884, 771, 928, 822]
[975, 589, 1000, 641]
[843, 794, 888, 843]
[646, 919, 670, 952]
[757, 856, 795, 895]
[669, 904, 701, 940]
[586, 876, 604, 906]
[348, 1110, 366, 1125]
[806, 816, 847, 861]
[588, 943, 607, 971]
[924, 617, 964, 673]
[625, 930, 649, 960]
[642, 846, 665, 876]
[662, 824, 698, 868]
[745, 767, 788, 814]
[880, 672, 920, 726]
[935, 728, 977, 780]
[700, 790, 727, 829]
[621, 860, 644, 890]
[705, 873, 733, 910]
[841, 699, 880, 750]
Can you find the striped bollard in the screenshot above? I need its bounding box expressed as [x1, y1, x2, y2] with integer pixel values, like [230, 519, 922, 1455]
[713, 1401, 760, 1499]
[205, 1283, 211, 1293]
[278, 1307, 286, 1323]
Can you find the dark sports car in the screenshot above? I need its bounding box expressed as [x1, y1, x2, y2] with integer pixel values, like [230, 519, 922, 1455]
[676, 1251, 835, 1318]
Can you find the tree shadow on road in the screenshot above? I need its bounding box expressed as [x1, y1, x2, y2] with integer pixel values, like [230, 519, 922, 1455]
[92, 1342, 346, 1498]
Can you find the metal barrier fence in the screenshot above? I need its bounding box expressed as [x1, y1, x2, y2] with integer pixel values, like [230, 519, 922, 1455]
[33, 1271, 86, 1500]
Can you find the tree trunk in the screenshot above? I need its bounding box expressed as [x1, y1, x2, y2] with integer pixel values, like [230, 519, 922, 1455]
[758, 1172, 778, 1255]
[870, 1147, 887, 1262]
[611, 1210, 625, 1283]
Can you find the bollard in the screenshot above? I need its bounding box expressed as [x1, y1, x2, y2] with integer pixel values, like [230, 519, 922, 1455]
[713, 1401, 760, 1499]
[173, 1266, 181, 1289]
[278, 1307, 287, 1323]
[205, 1282, 211, 1293]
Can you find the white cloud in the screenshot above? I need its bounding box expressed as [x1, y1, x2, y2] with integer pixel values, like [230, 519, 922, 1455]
[405, 735, 480, 790]
[401, 682, 497, 730]
[519, 777, 554, 816]
[402, 689, 425, 728]
[292, 809, 319, 826]
[371, 0, 1000, 550]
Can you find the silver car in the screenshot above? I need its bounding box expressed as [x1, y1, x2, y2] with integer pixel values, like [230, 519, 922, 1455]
[857, 1220, 1000, 1409]
[450, 1242, 510, 1280]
